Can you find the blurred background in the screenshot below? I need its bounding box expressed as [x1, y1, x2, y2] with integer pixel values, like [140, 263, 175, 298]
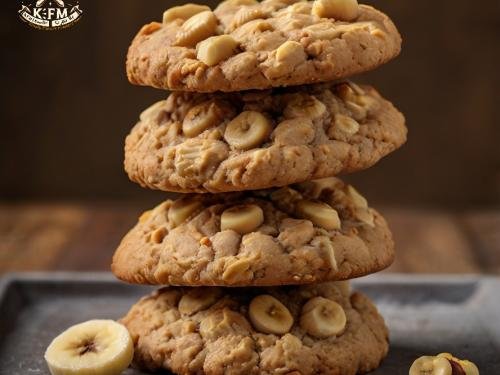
[0, 0, 499, 275]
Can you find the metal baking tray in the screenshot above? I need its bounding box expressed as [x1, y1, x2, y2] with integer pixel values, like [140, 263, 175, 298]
[0, 273, 499, 374]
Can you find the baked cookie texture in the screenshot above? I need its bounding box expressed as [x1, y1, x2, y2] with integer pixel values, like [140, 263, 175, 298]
[126, 0, 401, 92]
[125, 81, 406, 193]
[111, 177, 394, 286]
[121, 282, 389, 375]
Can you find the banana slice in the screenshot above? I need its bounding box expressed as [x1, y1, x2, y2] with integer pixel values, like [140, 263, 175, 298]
[174, 10, 218, 47]
[312, 0, 359, 21]
[44, 319, 133, 375]
[409, 356, 453, 375]
[163, 4, 210, 24]
[221, 204, 264, 234]
[283, 93, 326, 120]
[168, 197, 203, 227]
[295, 200, 341, 230]
[224, 111, 272, 150]
[300, 297, 346, 338]
[249, 295, 293, 334]
[183, 101, 224, 137]
[179, 288, 222, 316]
[459, 360, 480, 375]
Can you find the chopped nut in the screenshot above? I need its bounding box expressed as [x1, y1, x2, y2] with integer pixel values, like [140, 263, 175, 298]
[197, 35, 239, 66]
[296, 200, 341, 230]
[312, 236, 338, 273]
[174, 11, 218, 47]
[345, 185, 368, 208]
[151, 227, 167, 244]
[249, 295, 293, 334]
[221, 204, 264, 234]
[163, 4, 210, 23]
[222, 257, 253, 283]
[230, 7, 267, 31]
[178, 288, 222, 316]
[167, 197, 203, 227]
[224, 111, 272, 150]
[300, 297, 346, 338]
[139, 210, 152, 223]
[312, 0, 359, 21]
[276, 40, 307, 65]
[183, 101, 226, 137]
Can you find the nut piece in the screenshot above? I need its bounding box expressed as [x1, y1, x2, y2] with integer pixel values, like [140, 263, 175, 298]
[334, 114, 360, 135]
[249, 295, 293, 334]
[178, 288, 222, 316]
[312, 0, 359, 21]
[221, 204, 264, 234]
[168, 197, 203, 227]
[163, 4, 211, 23]
[296, 200, 341, 230]
[300, 297, 346, 338]
[224, 111, 272, 150]
[183, 101, 225, 137]
[174, 10, 218, 47]
[276, 40, 307, 65]
[345, 185, 368, 208]
[409, 356, 453, 375]
[197, 35, 239, 66]
[222, 257, 253, 283]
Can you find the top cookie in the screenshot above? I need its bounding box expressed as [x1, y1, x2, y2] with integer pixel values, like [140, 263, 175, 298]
[126, 0, 401, 92]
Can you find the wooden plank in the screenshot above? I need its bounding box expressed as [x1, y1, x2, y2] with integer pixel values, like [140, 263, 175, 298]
[0, 204, 85, 272]
[459, 211, 500, 274]
[380, 208, 481, 274]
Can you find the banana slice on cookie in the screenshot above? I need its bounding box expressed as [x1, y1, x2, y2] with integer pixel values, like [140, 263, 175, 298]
[221, 204, 264, 234]
[249, 295, 293, 334]
[44, 319, 133, 375]
[224, 111, 272, 150]
[300, 297, 346, 338]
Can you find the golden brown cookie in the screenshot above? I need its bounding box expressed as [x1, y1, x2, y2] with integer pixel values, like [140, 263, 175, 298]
[121, 281, 389, 374]
[126, 0, 401, 92]
[111, 178, 394, 286]
[125, 81, 406, 193]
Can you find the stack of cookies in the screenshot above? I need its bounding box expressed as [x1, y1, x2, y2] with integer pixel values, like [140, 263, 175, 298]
[113, 0, 405, 373]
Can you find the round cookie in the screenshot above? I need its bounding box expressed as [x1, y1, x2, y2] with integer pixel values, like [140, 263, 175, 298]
[111, 178, 394, 286]
[126, 0, 401, 92]
[121, 281, 389, 375]
[125, 81, 406, 193]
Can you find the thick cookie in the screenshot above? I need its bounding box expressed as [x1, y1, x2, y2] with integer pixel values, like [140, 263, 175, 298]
[126, 0, 401, 92]
[125, 81, 406, 193]
[121, 282, 389, 374]
[111, 178, 394, 286]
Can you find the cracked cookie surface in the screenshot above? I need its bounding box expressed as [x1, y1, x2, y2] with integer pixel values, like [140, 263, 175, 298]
[126, 0, 401, 92]
[121, 282, 389, 374]
[111, 178, 394, 286]
[125, 81, 406, 193]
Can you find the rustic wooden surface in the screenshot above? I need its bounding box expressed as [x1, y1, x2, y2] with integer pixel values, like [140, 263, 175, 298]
[0, 203, 498, 275]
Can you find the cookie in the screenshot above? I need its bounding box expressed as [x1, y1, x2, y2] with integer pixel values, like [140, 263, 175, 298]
[121, 281, 389, 374]
[111, 178, 394, 286]
[125, 81, 406, 193]
[126, 0, 401, 92]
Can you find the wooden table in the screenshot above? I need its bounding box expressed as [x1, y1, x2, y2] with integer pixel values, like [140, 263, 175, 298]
[1, 203, 499, 275]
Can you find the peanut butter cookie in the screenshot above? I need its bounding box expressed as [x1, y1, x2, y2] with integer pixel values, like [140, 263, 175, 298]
[121, 281, 389, 374]
[126, 0, 401, 92]
[111, 178, 394, 286]
[125, 81, 406, 193]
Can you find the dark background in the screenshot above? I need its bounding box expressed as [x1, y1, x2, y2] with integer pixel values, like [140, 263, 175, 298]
[1, 0, 499, 207]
